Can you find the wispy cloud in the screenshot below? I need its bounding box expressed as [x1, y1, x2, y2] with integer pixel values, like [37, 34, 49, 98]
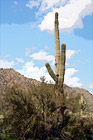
[40, 0, 67, 11]
[0, 55, 9, 59]
[88, 83, 93, 89]
[26, 0, 40, 9]
[12, 1, 18, 8]
[0, 59, 14, 68]
[25, 47, 36, 56]
[14, 1, 18, 5]
[66, 50, 79, 64]
[25, 48, 31, 56]
[16, 57, 24, 63]
[26, 0, 68, 11]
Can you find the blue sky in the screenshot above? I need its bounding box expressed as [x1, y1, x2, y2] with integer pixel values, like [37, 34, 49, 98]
[0, 0, 93, 93]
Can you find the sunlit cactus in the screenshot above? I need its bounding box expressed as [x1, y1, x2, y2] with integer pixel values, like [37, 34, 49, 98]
[55, 12, 60, 77]
[45, 12, 66, 90]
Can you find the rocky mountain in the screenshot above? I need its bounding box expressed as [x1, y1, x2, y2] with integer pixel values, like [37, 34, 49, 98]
[0, 68, 40, 93]
[0, 68, 93, 112]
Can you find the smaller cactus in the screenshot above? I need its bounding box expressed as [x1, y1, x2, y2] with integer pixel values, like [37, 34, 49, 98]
[80, 93, 86, 115]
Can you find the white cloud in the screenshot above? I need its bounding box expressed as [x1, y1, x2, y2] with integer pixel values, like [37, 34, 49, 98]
[30, 49, 79, 66]
[17, 61, 47, 81]
[30, 50, 54, 63]
[16, 57, 24, 63]
[26, 0, 93, 33]
[17, 60, 82, 87]
[66, 49, 79, 64]
[64, 68, 82, 87]
[26, 0, 40, 9]
[38, 0, 93, 32]
[0, 59, 14, 68]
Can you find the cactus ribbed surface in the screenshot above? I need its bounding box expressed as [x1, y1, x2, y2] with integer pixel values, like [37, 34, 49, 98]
[58, 44, 66, 86]
[55, 12, 60, 77]
[45, 12, 66, 91]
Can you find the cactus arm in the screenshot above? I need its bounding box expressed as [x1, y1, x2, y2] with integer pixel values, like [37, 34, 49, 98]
[45, 63, 58, 83]
[58, 44, 66, 86]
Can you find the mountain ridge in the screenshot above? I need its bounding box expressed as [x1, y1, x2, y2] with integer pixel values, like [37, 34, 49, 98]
[0, 68, 93, 112]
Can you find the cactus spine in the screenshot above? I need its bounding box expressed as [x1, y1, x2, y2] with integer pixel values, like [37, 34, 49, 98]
[45, 12, 66, 90]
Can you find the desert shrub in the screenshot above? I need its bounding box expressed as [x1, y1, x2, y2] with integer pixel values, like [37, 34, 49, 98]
[64, 92, 81, 113]
[1, 77, 93, 140]
[1, 78, 63, 140]
[60, 113, 93, 140]
[1, 86, 37, 140]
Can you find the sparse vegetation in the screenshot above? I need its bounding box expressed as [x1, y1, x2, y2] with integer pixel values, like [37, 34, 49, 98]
[0, 77, 93, 140]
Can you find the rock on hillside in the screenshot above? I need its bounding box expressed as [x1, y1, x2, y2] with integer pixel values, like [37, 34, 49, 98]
[0, 68, 93, 112]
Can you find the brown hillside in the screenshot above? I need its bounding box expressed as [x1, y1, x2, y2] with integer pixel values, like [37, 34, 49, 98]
[0, 68, 39, 93]
[0, 68, 93, 112]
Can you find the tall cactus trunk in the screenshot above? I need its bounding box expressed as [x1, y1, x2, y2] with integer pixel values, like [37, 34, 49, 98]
[55, 12, 60, 77]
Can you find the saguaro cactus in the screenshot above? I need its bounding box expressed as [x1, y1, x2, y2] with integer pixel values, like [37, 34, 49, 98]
[80, 93, 86, 115]
[45, 12, 66, 90]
